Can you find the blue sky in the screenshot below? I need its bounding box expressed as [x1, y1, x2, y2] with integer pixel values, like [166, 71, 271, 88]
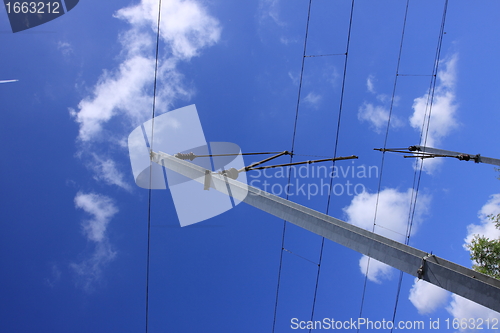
[1, 0, 500, 332]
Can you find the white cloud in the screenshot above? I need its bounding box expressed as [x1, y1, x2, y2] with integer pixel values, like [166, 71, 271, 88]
[70, 55, 156, 141]
[358, 76, 403, 133]
[366, 75, 375, 94]
[358, 103, 403, 133]
[447, 295, 500, 329]
[343, 188, 430, 282]
[116, 0, 221, 60]
[74, 192, 118, 243]
[258, 0, 285, 27]
[68, 0, 221, 290]
[464, 194, 500, 246]
[344, 188, 429, 242]
[70, 241, 117, 293]
[444, 195, 500, 324]
[358, 256, 392, 284]
[57, 41, 73, 57]
[409, 278, 449, 315]
[71, 0, 221, 142]
[280, 37, 297, 45]
[71, 192, 118, 291]
[409, 55, 459, 173]
[443, 194, 500, 322]
[408, 195, 500, 318]
[288, 71, 299, 86]
[303, 92, 322, 108]
[90, 154, 132, 191]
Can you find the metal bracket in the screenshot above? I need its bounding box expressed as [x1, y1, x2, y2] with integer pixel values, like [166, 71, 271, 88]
[376, 146, 500, 167]
[417, 253, 434, 280]
[203, 170, 211, 191]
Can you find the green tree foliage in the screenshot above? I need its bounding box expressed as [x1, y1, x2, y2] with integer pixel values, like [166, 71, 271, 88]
[466, 213, 500, 279]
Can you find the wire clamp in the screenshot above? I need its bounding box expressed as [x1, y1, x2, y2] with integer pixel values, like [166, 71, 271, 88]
[457, 153, 470, 161]
[417, 253, 434, 280]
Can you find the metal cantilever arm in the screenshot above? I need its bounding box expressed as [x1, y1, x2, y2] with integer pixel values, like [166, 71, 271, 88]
[219, 153, 357, 180]
[174, 151, 286, 161]
[151, 150, 500, 313]
[238, 151, 291, 172]
[375, 145, 500, 167]
[244, 155, 358, 171]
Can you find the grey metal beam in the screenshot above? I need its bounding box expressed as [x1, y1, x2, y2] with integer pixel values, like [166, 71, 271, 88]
[413, 145, 500, 167]
[152, 151, 500, 313]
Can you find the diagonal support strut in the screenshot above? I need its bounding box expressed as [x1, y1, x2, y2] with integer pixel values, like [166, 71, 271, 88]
[152, 151, 500, 313]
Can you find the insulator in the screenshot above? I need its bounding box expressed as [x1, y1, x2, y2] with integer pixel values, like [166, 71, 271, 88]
[221, 168, 239, 180]
[174, 152, 196, 161]
[458, 154, 471, 161]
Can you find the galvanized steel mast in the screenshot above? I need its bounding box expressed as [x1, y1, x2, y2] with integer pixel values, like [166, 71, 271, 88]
[152, 151, 500, 313]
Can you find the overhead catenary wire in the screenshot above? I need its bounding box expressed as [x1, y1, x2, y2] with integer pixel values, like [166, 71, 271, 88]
[174, 151, 334, 159]
[304, 53, 347, 57]
[389, 1, 449, 330]
[146, 1, 163, 333]
[272, 1, 313, 332]
[356, 1, 410, 330]
[146, 1, 451, 331]
[397, 74, 435, 77]
[283, 248, 320, 266]
[309, 1, 356, 331]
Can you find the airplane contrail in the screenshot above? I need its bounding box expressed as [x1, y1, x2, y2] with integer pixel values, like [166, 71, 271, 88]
[0, 79, 19, 84]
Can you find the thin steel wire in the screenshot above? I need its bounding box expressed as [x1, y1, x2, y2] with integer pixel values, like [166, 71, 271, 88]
[389, 1, 449, 330]
[356, 1, 410, 330]
[146, 1, 162, 332]
[397, 74, 435, 77]
[283, 248, 320, 266]
[272, 1, 313, 331]
[304, 53, 346, 57]
[307, 1, 356, 331]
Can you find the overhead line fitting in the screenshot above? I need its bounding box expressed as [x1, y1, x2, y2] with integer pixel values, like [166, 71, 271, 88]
[304, 53, 347, 58]
[170, 150, 358, 188]
[374, 145, 500, 167]
[397, 74, 435, 77]
[417, 253, 435, 280]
